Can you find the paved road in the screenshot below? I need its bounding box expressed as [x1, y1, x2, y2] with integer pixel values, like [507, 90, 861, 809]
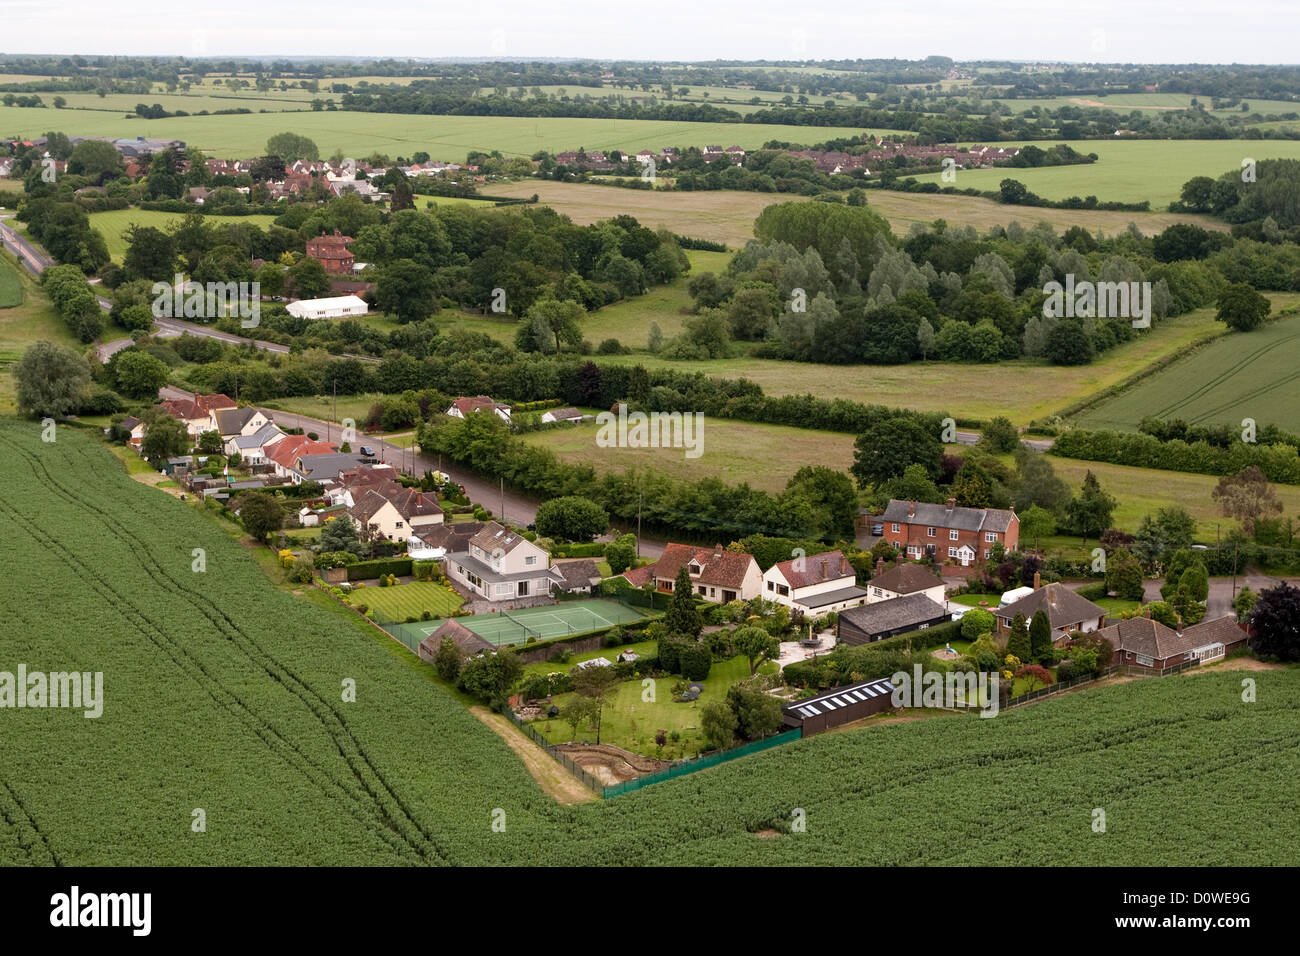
[955, 429, 1055, 452]
[1141, 573, 1296, 620]
[0, 215, 51, 276]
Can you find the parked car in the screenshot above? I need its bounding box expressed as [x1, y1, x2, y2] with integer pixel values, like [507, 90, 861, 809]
[871, 522, 884, 536]
[360, 445, 376, 457]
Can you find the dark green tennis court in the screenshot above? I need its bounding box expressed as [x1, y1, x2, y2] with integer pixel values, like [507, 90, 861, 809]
[385, 598, 650, 649]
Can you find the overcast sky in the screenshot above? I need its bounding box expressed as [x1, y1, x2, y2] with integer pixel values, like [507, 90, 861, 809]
[1, 1, 1295, 64]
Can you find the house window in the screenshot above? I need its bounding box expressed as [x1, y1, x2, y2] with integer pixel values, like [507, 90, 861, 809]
[949, 529, 959, 541]
[985, 532, 998, 542]
[767, 581, 774, 591]
[891, 523, 900, 533]
[518, 581, 529, 597]
[1136, 654, 1154, 667]
[907, 546, 921, 557]
[927, 527, 936, 537]
[948, 547, 958, 558]
[777, 584, 789, 596]
[395, 521, 403, 529]
[983, 549, 990, 558]
[872, 587, 882, 597]
[525, 555, 536, 566]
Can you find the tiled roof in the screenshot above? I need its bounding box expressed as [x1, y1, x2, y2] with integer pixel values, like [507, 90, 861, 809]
[997, 583, 1105, 630]
[881, 499, 1017, 534]
[640, 542, 758, 590]
[839, 593, 948, 634]
[869, 562, 943, 595]
[771, 550, 853, 589]
[420, 620, 494, 657]
[470, 521, 530, 555]
[1099, 615, 1245, 661]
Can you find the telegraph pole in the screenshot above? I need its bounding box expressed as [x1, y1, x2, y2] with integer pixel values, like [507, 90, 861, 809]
[636, 489, 642, 559]
[500, 476, 505, 525]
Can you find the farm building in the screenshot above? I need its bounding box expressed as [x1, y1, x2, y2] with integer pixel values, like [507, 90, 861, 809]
[286, 294, 369, 320]
[782, 678, 896, 734]
[540, 407, 586, 424]
[837, 593, 949, 646]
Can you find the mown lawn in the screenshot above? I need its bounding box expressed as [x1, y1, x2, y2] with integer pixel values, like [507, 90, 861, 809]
[352, 580, 464, 624]
[0, 257, 22, 308]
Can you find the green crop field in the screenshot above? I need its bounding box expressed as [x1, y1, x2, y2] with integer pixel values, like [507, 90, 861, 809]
[0, 258, 21, 308]
[3, 422, 1300, 864]
[909, 139, 1300, 209]
[0, 105, 888, 162]
[1073, 314, 1300, 433]
[87, 209, 278, 261]
[352, 581, 463, 624]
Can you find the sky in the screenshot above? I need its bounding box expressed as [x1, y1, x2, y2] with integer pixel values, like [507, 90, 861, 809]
[1, 0, 1296, 64]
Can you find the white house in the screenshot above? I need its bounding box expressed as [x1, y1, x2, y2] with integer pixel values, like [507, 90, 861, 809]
[347, 483, 445, 543]
[286, 295, 369, 320]
[447, 395, 512, 422]
[762, 550, 867, 615]
[866, 558, 947, 608]
[212, 405, 272, 440]
[444, 521, 564, 603]
[540, 406, 585, 424]
[224, 422, 285, 464]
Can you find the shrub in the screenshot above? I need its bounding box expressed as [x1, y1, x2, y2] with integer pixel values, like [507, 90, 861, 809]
[677, 642, 712, 682]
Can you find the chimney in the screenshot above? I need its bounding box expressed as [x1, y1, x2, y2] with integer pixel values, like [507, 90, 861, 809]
[895, 551, 904, 565]
[945, 497, 956, 511]
[875, 557, 885, 575]
[820, 559, 827, 579]
[713, 543, 723, 558]
[908, 500, 916, 518]
[1033, 571, 1041, 590]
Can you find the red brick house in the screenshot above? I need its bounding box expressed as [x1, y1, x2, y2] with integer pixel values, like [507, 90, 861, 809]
[1097, 615, 1248, 670]
[880, 498, 1019, 566]
[305, 228, 355, 275]
[622, 543, 762, 604]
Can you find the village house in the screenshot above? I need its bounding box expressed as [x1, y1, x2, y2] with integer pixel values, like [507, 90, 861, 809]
[348, 482, 445, 544]
[264, 434, 339, 482]
[446, 395, 512, 422]
[158, 393, 236, 440]
[880, 498, 1019, 565]
[621, 542, 763, 604]
[408, 520, 484, 561]
[1097, 615, 1248, 670]
[866, 557, 948, 607]
[444, 522, 565, 603]
[540, 406, 585, 424]
[762, 550, 868, 615]
[837, 593, 950, 646]
[224, 422, 285, 465]
[305, 229, 356, 276]
[212, 405, 271, 440]
[995, 576, 1106, 645]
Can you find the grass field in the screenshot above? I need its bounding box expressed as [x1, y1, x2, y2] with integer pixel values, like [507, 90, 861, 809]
[5, 422, 1300, 864]
[0, 255, 79, 415]
[910, 139, 1300, 209]
[0, 106, 888, 162]
[486, 179, 1225, 247]
[87, 209, 279, 261]
[351, 580, 463, 624]
[0, 258, 21, 308]
[1073, 314, 1300, 433]
[525, 417, 858, 494]
[527, 653, 780, 758]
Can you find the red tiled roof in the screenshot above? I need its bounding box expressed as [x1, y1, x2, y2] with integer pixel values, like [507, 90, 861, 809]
[771, 550, 852, 589]
[629, 542, 758, 590]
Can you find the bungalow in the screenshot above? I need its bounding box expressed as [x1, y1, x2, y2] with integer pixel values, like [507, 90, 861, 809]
[621, 542, 763, 604]
[880, 498, 1019, 564]
[762, 550, 867, 615]
[553, 558, 601, 595]
[265, 435, 339, 482]
[418, 619, 494, 663]
[446, 395, 512, 422]
[866, 558, 947, 607]
[995, 578, 1106, 645]
[540, 406, 585, 424]
[1098, 615, 1248, 670]
[837, 594, 950, 646]
[293, 451, 369, 484]
[444, 521, 565, 603]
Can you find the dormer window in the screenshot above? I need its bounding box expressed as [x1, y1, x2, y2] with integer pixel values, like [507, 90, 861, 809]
[688, 562, 702, 576]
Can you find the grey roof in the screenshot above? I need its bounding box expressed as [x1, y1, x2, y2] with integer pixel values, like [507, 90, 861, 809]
[215, 406, 259, 435]
[231, 423, 283, 450]
[783, 678, 896, 720]
[296, 452, 368, 478]
[795, 585, 869, 609]
[997, 583, 1105, 630]
[420, 619, 493, 657]
[881, 499, 1017, 534]
[554, 559, 600, 590]
[545, 407, 584, 420]
[446, 551, 565, 586]
[839, 593, 948, 634]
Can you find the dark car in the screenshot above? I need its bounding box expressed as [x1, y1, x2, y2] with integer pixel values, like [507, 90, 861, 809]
[871, 522, 884, 536]
[360, 445, 376, 457]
